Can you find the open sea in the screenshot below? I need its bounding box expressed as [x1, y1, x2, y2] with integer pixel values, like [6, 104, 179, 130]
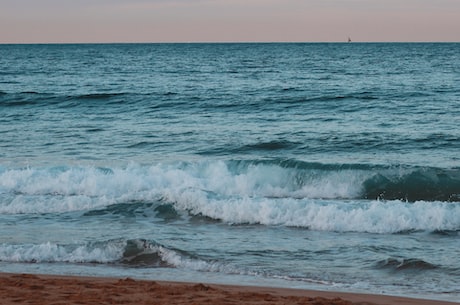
[0, 43, 459, 302]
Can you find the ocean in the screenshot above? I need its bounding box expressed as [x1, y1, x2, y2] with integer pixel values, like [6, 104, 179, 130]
[0, 43, 459, 302]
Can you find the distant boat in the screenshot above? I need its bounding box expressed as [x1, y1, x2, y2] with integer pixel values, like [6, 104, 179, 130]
[348, 37, 352, 43]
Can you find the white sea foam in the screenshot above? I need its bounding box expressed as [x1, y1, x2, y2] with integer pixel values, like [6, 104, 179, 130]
[0, 239, 230, 273]
[151, 244, 226, 272]
[0, 161, 364, 213]
[1, 162, 459, 233]
[170, 194, 460, 233]
[0, 240, 125, 263]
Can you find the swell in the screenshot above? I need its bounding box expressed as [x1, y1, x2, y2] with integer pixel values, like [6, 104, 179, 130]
[0, 91, 194, 111]
[0, 91, 132, 108]
[375, 257, 439, 272]
[0, 92, 59, 107]
[362, 168, 460, 202]
[227, 159, 460, 202]
[237, 140, 301, 152]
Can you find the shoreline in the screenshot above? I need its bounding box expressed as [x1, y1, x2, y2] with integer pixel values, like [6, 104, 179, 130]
[0, 272, 458, 305]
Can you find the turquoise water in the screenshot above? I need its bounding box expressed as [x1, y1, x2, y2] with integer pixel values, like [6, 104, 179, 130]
[0, 43, 459, 301]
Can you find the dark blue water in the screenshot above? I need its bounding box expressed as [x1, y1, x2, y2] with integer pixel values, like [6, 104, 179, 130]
[1, 43, 459, 302]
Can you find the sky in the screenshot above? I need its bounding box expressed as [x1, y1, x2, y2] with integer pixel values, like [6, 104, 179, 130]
[1, 0, 459, 43]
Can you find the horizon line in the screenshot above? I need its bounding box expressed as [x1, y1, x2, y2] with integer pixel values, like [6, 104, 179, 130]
[1, 40, 459, 45]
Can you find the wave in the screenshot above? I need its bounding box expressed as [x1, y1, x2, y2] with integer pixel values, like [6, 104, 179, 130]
[0, 238, 335, 284]
[376, 257, 438, 272]
[0, 238, 335, 286]
[0, 239, 228, 272]
[119, 239, 226, 271]
[0, 91, 131, 108]
[238, 140, 300, 152]
[0, 240, 125, 264]
[0, 92, 58, 107]
[173, 199, 460, 233]
[1, 161, 459, 233]
[363, 167, 460, 202]
[69, 93, 126, 100]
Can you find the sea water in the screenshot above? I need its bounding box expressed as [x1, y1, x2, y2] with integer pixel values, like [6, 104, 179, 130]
[0, 43, 459, 302]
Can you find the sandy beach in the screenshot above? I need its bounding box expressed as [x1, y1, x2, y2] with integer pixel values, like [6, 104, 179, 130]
[0, 273, 457, 305]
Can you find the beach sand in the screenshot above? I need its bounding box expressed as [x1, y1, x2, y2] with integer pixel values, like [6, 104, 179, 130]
[0, 273, 458, 305]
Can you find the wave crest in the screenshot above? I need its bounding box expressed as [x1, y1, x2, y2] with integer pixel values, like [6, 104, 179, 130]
[0, 239, 227, 272]
[376, 258, 438, 272]
[170, 197, 460, 233]
[1, 161, 459, 233]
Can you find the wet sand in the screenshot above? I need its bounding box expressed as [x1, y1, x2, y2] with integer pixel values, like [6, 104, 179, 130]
[0, 273, 458, 305]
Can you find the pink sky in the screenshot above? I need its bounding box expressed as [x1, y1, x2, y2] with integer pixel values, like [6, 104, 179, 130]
[1, 0, 459, 43]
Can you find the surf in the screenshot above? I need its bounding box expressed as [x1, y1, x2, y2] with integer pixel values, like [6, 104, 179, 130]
[1, 161, 459, 233]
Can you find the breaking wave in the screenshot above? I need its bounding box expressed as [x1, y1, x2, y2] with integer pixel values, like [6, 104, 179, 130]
[1, 160, 459, 233]
[0, 239, 235, 274]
